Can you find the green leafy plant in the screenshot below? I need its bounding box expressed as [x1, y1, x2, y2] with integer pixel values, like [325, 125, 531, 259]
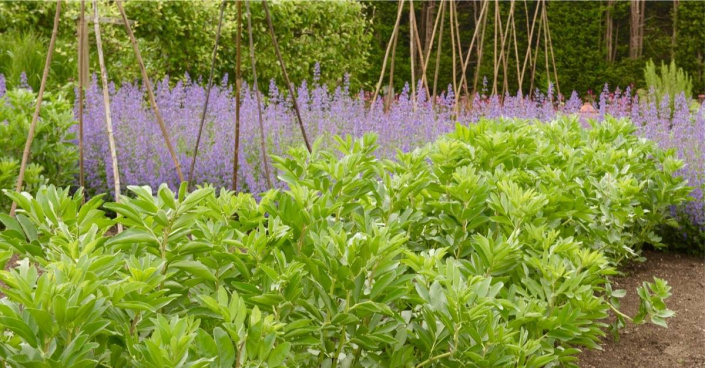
[0, 31, 74, 92]
[0, 87, 78, 211]
[0, 116, 689, 367]
[642, 59, 694, 108]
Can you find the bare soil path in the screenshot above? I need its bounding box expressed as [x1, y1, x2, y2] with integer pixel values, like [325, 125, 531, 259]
[579, 250, 705, 368]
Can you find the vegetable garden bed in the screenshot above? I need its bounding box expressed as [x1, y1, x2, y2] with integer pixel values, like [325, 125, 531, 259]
[0, 116, 692, 367]
[579, 250, 705, 368]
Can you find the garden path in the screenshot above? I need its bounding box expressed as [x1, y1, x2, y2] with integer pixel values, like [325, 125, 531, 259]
[579, 250, 705, 368]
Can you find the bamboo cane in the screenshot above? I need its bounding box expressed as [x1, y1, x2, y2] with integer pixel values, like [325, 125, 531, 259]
[386, 23, 399, 113]
[472, 5, 487, 94]
[452, 0, 470, 100]
[543, 2, 560, 96]
[456, 0, 488, 100]
[520, 0, 541, 94]
[432, 1, 446, 103]
[233, 0, 242, 191]
[188, 0, 226, 188]
[10, 0, 62, 217]
[449, 0, 458, 99]
[78, 0, 87, 192]
[497, 0, 515, 97]
[372, 0, 405, 106]
[417, 0, 443, 97]
[529, 4, 543, 98]
[455, 1, 489, 106]
[410, 0, 416, 108]
[492, 0, 499, 95]
[262, 0, 312, 152]
[541, 0, 551, 96]
[511, 7, 521, 95]
[245, 0, 272, 190]
[116, 0, 184, 184]
[411, 7, 431, 96]
[93, 0, 122, 232]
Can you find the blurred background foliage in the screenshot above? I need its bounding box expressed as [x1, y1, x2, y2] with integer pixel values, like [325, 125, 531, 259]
[0, 0, 703, 97]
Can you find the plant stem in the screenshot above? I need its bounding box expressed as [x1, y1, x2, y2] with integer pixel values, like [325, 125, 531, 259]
[415, 351, 453, 368]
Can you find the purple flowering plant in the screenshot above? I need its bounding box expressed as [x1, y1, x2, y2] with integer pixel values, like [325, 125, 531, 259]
[1, 69, 703, 250]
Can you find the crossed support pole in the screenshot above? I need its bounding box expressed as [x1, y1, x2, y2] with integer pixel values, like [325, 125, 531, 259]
[189, 0, 311, 192]
[9, 0, 62, 217]
[11, 0, 311, 219]
[373, 0, 561, 113]
[10, 0, 563, 216]
[10, 0, 184, 225]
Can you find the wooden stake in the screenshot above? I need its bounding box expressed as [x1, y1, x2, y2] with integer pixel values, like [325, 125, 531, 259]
[233, 0, 242, 191]
[452, 0, 469, 100]
[492, 0, 499, 95]
[188, 0, 226, 187]
[511, 10, 521, 95]
[10, 0, 61, 217]
[78, 0, 87, 192]
[496, 0, 515, 97]
[543, 2, 560, 96]
[455, 1, 489, 100]
[520, 0, 541, 95]
[432, 1, 446, 102]
[456, 0, 488, 100]
[245, 0, 272, 190]
[419, 0, 444, 98]
[93, 0, 122, 232]
[450, 0, 458, 99]
[115, 1, 183, 183]
[372, 0, 404, 106]
[540, 0, 552, 96]
[411, 7, 431, 96]
[386, 22, 399, 113]
[262, 0, 312, 152]
[529, 4, 543, 98]
[410, 0, 416, 108]
[116, 0, 184, 184]
[472, 3, 487, 94]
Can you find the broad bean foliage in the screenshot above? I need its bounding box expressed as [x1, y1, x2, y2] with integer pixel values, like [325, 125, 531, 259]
[0, 117, 690, 367]
[0, 88, 78, 212]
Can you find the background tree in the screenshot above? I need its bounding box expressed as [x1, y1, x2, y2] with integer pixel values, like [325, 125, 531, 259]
[1, 0, 703, 97]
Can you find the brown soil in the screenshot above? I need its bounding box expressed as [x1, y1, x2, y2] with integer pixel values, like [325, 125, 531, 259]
[578, 250, 705, 368]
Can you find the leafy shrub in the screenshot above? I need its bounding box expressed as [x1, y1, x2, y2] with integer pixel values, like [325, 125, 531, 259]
[0, 87, 78, 211]
[0, 116, 689, 367]
[0, 0, 372, 91]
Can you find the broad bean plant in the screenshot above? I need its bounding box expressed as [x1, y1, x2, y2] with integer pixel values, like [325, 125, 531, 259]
[0, 117, 690, 367]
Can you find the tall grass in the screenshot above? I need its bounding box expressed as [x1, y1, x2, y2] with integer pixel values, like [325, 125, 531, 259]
[0, 31, 73, 92]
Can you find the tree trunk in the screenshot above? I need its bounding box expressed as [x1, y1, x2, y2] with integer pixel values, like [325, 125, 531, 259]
[671, 0, 678, 61]
[605, 0, 614, 62]
[630, 0, 645, 60]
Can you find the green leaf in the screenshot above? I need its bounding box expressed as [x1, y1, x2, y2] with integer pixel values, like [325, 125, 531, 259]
[267, 342, 291, 367]
[170, 260, 217, 282]
[215, 327, 236, 368]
